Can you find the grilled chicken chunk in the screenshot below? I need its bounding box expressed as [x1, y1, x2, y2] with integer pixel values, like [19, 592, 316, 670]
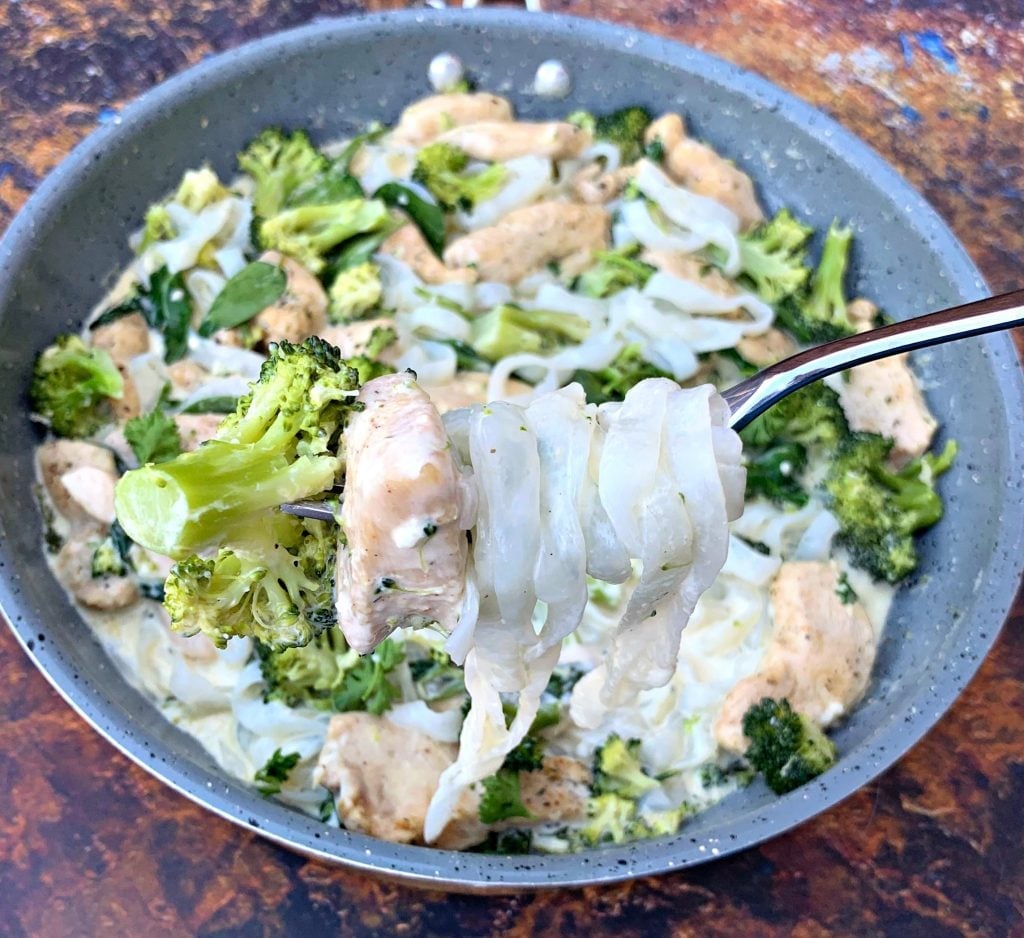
[253, 251, 328, 345]
[315, 713, 590, 848]
[714, 561, 876, 754]
[444, 202, 609, 284]
[392, 93, 514, 147]
[436, 120, 591, 162]
[380, 224, 477, 285]
[37, 440, 119, 528]
[335, 373, 468, 654]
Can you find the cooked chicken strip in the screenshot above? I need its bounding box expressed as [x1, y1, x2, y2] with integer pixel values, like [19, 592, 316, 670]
[380, 225, 477, 285]
[315, 713, 590, 848]
[167, 359, 211, 395]
[737, 327, 797, 367]
[174, 413, 224, 452]
[90, 313, 150, 365]
[646, 112, 764, 230]
[253, 251, 328, 345]
[571, 163, 636, 204]
[436, 121, 591, 162]
[846, 297, 878, 333]
[54, 538, 138, 611]
[714, 561, 876, 754]
[37, 441, 118, 528]
[640, 248, 738, 298]
[317, 317, 400, 361]
[392, 92, 514, 147]
[837, 354, 937, 467]
[444, 202, 609, 284]
[335, 373, 468, 654]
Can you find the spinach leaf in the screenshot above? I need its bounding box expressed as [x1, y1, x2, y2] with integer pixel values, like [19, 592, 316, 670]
[373, 182, 446, 257]
[198, 261, 287, 337]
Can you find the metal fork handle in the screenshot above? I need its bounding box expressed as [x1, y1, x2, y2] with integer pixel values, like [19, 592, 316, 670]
[721, 288, 1024, 430]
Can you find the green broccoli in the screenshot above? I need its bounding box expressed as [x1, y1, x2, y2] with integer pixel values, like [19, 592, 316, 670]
[30, 335, 125, 438]
[573, 244, 656, 298]
[735, 209, 813, 303]
[471, 304, 590, 361]
[139, 204, 176, 251]
[115, 336, 359, 557]
[91, 537, 128, 578]
[824, 435, 957, 583]
[238, 128, 328, 217]
[570, 106, 652, 163]
[570, 344, 673, 405]
[479, 770, 532, 824]
[745, 441, 809, 508]
[329, 639, 406, 715]
[163, 511, 336, 649]
[739, 382, 848, 451]
[592, 734, 659, 798]
[328, 262, 383, 322]
[742, 697, 837, 794]
[575, 793, 637, 846]
[340, 325, 398, 386]
[411, 142, 508, 212]
[258, 628, 357, 708]
[775, 221, 856, 343]
[257, 200, 391, 275]
[174, 166, 232, 213]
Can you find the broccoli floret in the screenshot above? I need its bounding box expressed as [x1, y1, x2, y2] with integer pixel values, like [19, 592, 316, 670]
[238, 129, 328, 217]
[742, 697, 837, 794]
[115, 336, 359, 557]
[328, 262, 383, 322]
[174, 166, 232, 213]
[163, 512, 336, 649]
[257, 200, 391, 275]
[736, 209, 814, 303]
[745, 441, 809, 508]
[739, 382, 848, 451]
[91, 537, 128, 578]
[775, 222, 856, 343]
[573, 244, 656, 298]
[592, 734, 659, 798]
[139, 204, 177, 251]
[258, 628, 356, 708]
[411, 142, 508, 212]
[824, 435, 956, 583]
[572, 106, 652, 163]
[479, 770, 532, 824]
[470, 303, 589, 361]
[30, 335, 125, 438]
[575, 793, 637, 846]
[571, 344, 673, 405]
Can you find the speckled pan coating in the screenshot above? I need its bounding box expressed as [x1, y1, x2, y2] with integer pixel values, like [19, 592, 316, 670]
[0, 9, 1021, 892]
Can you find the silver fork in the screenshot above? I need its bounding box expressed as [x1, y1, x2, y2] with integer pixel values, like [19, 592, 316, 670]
[283, 288, 1024, 523]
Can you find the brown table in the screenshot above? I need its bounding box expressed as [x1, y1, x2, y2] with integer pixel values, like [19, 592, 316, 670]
[2, 1, 1023, 934]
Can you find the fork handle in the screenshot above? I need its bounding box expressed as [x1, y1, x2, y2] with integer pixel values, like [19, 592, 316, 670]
[721, 288, 1024, 430]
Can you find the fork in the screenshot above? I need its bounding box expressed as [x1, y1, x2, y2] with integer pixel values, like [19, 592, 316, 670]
[282, 288, 1024, 523]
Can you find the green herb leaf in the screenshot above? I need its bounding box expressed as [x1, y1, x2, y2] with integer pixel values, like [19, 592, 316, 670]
[124, 408, 182, 465]
[373, 182, 447, 257]
[331, 639, 405, 715]
[479, 770, 532, 824]
[178, 395, 240, 414]
[199, 261, 287, 337]
[254, 749, 300, 797]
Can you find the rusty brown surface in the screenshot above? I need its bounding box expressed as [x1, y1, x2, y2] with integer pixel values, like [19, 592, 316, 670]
[1, 1, 1023, 935]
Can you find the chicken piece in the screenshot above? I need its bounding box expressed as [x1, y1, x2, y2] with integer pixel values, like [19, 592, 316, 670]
[644, 113, 686, 152]
[53, 538, 138, 611]
[174, 413, 224, 452]
[253, 251, 328, 345]
[837, 354, 937, 466]
[424, 371, 531, 413]
[391, 92, 514, 147]
[646, 112, 763, 230]
[317, 317, 400, 361]
[36, 441, 118, 528]
[737, 327, 797, 367]
[436, 121, 591, 162]
[639, 248, 738, 298]
[714, 562, 876, 754]
[111, 367, 141, 422]
[315, 713, 590, 848]
[847, 297, 878, 333]
[90, 313, 150, 365]
[571, 163, 636, 204]
[167, 359, 211, 395]
[379, 225, 477, 285]
[444, 202, 609, 284]
[314, 712, 468, 845]
[335, 373, 468, 654]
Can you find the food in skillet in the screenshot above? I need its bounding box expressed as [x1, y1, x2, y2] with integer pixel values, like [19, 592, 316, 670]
[29, 87, 954, 852]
